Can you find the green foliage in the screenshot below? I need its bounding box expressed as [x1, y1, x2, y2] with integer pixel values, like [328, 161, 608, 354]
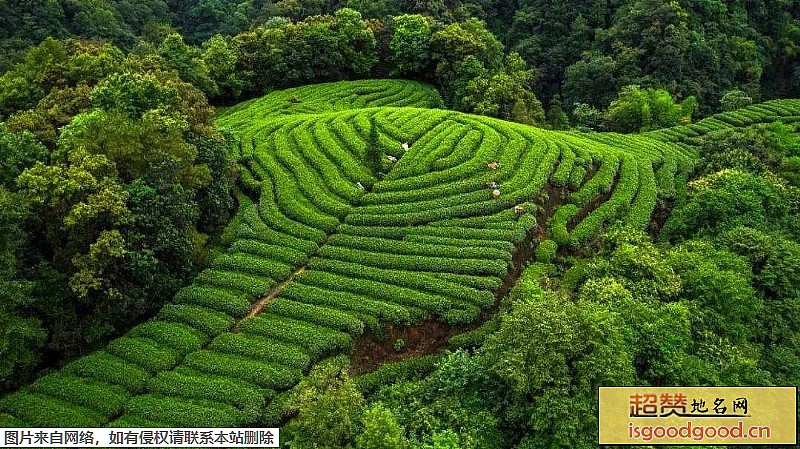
[717, 227, 800, 301]
[63, 351, 150, 393]
[545, 95, 570, 130]
[277, 357, 364, 449]
[148, 371, 266, 423]
[721, 89, 753, 111]
[183, 350, 302, 390]
[239, 314, 353, 357]
[174, 286, 251, 318]
[389, 15, 433, 77]
[124, 394, 241, 427]
[0, 33, 236, 371]
[692, 121, 800, 187]
[356, 354, 441, 396]
[0, 128, 49, 186]
[128, 320, 207, 356]
[157, 304, 235, 338]
[210, 253, 293, 283]
[356, 404, 410, 449]
[197, 269, 275, 297]
[0, 413, 28, 427]
[605, 85, 696, 133]
[662, 169, 793, 240]
[2, 25, 797, 433]
[668, 241, 760, 343]
[0, 191, 46, 389]
[29, 373, 129, 418]
[571, 103, 604, 131]
[209, 333, 311, 370]
[535, 240, 558, 263]
[105, 337, 181, 375]
[455, 52, 544, 124]
[267, 299, 365, 335]
[1, 392, 104, 427]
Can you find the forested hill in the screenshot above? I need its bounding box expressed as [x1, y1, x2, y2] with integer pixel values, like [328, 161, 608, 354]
[2, 1, 798, 118]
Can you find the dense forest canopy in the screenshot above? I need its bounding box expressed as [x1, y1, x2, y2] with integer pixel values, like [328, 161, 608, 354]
[1, 1, 798, 118]
[0, 1, 798, 447]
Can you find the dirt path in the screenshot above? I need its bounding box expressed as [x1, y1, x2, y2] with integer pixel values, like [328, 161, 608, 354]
[232, 266, 307, 331]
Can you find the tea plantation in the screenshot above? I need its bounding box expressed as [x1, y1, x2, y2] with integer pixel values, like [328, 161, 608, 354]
[2, 79, 798, 428]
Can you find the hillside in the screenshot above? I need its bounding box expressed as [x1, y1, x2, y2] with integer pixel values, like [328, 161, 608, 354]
[2, 79, 798, 430]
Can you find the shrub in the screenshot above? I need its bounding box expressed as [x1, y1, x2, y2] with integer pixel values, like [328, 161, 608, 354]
[209, 332, 311, 370]
[124, 394, 242, 427]
[296, 270, 453, 315]
[197, 269, 275, 297]
[267, 299, 365, 335]
[1, 392, 104, 427]
[107, 415, 174, 428]
[280, 282, 424, 324]
[239, 314, 352, 357]
[536, 240, 558, 263]
[241, 202, 321, 252]
[210, 253, 293, 283]
[448, 317, 501, 349]
[183, 350, 302, 390]
[0, 413, 27, 427]
[29, 373, 129, 418]
[230, 239, 310, 266]
[63, 351, 150, 393]
[319, 244, 508, 277]
[157, 304, 235, 337]
[308, 258, 494, 307]
[148, 371, 267, 423]
[174, 286, 252, 317]
[105, 337, 181, 374]
[128, 320, 207, 355]
[356, 354, 441, 395]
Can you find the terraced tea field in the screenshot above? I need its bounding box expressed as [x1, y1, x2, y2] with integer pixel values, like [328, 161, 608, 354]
[3, 79, 799, 428]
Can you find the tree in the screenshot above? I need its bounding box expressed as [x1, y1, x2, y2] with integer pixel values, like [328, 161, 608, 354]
[693, 122, 800, 182]
[0, 127, 49, 188]
[0, 188, 46, 392]
[545, 94, 569, 130]
[720, 89, 753, 111]
[661, 169, 794, 242]
[157, 33, 218, 98]
[571, 103, 603, 131]
[480, 286, 636, 448]
[356, 405, 409, 449]
[605, 85, 695, 133]
[430, 18, 503, 104]
[280, 357, 365, 449]
[0, 40, 233, 361]
[332, 9, 378, 78]
[6, 85, 93, 148]
[202, 35, 245, 102]
[717, 227, 800, 302]
[389, 14, 433, 77]
[456, 53, 544, 124]
[563, 52, 628, 110]
[0, 38, 123, 118]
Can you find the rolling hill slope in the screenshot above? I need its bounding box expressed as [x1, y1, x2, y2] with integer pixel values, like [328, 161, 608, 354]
[2, 79, 798, 429]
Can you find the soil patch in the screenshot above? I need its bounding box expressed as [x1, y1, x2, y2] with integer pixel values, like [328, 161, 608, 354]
[647, 197, 676, 237]
[348, 320, 462, 376]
